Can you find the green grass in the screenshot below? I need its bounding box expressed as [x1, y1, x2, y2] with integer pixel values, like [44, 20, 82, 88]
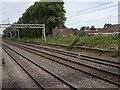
[5, 34, 119, 50]
[47, 35, 119, 50]
[76, 35, 119, 49]
[6, 37, 42, 44]
[46, 35, 78, 45]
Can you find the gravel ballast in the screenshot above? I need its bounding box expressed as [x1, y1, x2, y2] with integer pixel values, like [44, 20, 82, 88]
[3, 42, 119, 88]
[2, 49, 41, 89]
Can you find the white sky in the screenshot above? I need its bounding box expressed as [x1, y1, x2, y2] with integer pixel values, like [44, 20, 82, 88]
[0, 0, 119, 34]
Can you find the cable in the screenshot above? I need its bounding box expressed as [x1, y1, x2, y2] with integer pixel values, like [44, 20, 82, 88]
[1, 18, 9, 23]
[1, 3, 20, 23]
[66, 0, 117, 16]
[66, 15, 118, 26]
[1, 3, 21, 23]
[1, 2, 28, 24]
[66, 4, 118, 18]
[9, 2, 28, 19]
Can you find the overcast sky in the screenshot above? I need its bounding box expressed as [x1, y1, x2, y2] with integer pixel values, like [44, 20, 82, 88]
[0, 0, 119, 34]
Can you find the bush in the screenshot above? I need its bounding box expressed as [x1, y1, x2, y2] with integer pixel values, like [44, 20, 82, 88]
[67, 34, 73, 37]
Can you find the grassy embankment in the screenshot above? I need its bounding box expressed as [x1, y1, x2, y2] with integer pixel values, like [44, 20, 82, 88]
[9, 34, 119, 49]
[6, 34, 120, 58]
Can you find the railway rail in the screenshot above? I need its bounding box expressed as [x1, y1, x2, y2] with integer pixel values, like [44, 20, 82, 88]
[4, 40, 120, 64]
[2, 43, 78, 90]
[23, 42, 120, 67]
[3, 45, 45, 90]
[2, 40, 120, 87]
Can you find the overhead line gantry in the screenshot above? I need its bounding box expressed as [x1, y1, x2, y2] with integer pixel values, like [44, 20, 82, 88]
[0, 24, 46, 42]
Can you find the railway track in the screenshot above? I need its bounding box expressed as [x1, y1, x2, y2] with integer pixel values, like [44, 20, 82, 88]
[3, 45, 45, 90]
[3, 40, 120, 87]
[2, 43, 78, 90]
[5, 40, 120, 66]
[23, 42, 120, 68]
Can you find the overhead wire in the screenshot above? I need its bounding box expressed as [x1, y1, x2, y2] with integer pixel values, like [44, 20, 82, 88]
[66, 4, 118, 18]
[66, 0, 118, 26]
[66, 0, 117, 17]
[1, 3, 21, 23]
[1, 2, 28, 24]
[66, 15, 118, 26]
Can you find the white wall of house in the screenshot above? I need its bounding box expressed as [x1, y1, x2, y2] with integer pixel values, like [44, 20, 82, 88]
[88, 32, 120, 36]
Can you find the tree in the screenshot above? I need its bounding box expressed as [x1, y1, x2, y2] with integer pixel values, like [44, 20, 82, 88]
[17, 1, 66, 38]
[86, 26, 89, 30]
[80, 26, 86, 30]
[74, 28, 78, 30]
[90, 25, 96, 30]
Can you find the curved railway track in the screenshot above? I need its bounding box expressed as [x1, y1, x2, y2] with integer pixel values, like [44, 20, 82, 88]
[2, 41, 120, 87]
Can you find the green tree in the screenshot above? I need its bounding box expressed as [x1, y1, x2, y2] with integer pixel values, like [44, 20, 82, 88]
[17, 1, 66, 38]
[80, 26, 86, 30]
[90, 25, 96, 30]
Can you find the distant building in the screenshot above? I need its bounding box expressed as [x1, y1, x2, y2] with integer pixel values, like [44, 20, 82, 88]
[52, 24, 120, 37]
[52, 28, 75, 37]
[75, 30, 85, 36]
[85, 24, 120, 36]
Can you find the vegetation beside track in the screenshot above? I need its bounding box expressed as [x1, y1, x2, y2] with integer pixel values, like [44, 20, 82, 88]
[5, 34, 119, 49]
[4, 34, 120, 58]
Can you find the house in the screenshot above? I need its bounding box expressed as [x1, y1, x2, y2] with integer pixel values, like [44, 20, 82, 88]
[52, 28, 75, 37]
[99, 24, 119, 35]
[85, 24, 120, 36]
[85, 30, 98, 36]
[75, 30, 85, 36]
[52, 24, 119, 37]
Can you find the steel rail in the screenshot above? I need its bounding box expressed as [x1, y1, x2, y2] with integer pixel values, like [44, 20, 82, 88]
[3, 41, 120, 87]
[2, 43, 78, 90]
[3, 46, 45, 90]
[4, 40, 119, 66]
[25, 43, 120, 68]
